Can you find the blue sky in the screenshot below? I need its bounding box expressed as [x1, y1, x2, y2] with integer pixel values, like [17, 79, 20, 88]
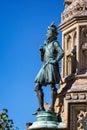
[0, 0, 64, 129]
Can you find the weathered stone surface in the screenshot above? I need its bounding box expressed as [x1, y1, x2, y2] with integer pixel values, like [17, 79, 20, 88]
[62, 0, 87, 23]
[57, 1, 87, 130]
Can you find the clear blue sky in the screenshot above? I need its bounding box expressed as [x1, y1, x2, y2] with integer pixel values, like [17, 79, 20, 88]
[0, 0, 64, 130]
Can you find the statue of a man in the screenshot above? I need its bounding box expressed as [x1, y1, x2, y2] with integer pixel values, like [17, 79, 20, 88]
[34, 22, 64, 113]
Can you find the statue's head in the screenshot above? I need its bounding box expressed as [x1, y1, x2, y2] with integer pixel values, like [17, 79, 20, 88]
[46, 22, 58, 40]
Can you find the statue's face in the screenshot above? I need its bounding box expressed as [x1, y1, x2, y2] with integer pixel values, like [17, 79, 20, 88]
[46, 29, 53, 39]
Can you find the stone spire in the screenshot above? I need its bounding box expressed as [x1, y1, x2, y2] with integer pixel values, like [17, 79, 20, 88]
[62, 0, 87, 23]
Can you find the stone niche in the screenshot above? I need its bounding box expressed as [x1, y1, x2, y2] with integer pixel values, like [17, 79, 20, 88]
[62, 29, 77, 78]
[80, 25, 87, 71]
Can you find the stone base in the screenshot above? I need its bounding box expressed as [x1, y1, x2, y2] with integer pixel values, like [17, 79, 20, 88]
[29, 111, 66, 130]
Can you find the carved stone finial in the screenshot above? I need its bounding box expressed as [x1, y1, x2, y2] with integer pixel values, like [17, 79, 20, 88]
[64, 0, 72, 8]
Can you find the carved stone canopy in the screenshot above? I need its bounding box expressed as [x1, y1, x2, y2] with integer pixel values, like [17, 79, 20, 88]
[62, 0, 87, 23]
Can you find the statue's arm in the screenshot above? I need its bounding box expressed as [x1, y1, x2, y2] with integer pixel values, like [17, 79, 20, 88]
[54, 41, 64, 62]
[39, 46, 45, 61]
[48, 42, 64, 65]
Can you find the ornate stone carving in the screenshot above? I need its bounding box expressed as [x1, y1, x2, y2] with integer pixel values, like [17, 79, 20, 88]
[69, 103, 87, 130]
[65, 93, 87, 100]
[62, 0, 87, 23]
[77, 111, 87, 130]
[64, 0, 72, 8]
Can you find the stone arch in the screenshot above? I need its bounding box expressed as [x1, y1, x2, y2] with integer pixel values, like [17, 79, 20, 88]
[67, 55, 72, 75]
[67, 35, 72, 50]
[73, 31, 77, 46]
[72, 31, 77, 74]
[66, 34, 72, 75]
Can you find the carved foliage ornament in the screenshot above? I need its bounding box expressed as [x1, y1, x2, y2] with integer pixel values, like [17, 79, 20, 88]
[77, 111, 87, 130]
[62, 0, 87, 22]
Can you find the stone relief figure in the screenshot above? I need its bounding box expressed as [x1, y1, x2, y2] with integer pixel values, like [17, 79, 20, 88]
[34, 22, 64, 113]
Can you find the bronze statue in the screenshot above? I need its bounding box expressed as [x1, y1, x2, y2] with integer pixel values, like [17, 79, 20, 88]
[34, 22, 64, 113]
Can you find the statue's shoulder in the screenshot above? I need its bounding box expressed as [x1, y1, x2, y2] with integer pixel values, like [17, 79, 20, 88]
[53, 40, 60, 47]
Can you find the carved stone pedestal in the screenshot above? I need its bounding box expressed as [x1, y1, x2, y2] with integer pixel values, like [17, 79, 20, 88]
[29, 111, 66, 130]
[58, 74, 87, 130]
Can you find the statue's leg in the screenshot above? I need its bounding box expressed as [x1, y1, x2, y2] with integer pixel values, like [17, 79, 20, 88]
[35, 83, 45, 111]
[50, 84, 57, 112]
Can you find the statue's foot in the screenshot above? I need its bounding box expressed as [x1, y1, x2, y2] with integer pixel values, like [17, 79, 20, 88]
[32, 108, 39, 115]
[32, 107, 45, 115]
[46, 107, 54, 113]
[40, 107, 45, 111]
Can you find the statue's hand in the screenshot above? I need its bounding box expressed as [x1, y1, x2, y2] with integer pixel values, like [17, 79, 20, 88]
[39, 45, 44, 52]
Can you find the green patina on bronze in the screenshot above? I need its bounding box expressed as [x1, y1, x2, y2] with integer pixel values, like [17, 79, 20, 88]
[29, 23, 66, 130]
[29, 111, 59, 129]
[36, 111, 58, 122]
[35, 23, 64, 85]
[34, 22, 64, 112]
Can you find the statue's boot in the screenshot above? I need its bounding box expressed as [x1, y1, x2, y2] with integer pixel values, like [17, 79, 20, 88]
[36, 89, 45, 111]
[35, 84, 45, 112]
[50, 85, 57, 112]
